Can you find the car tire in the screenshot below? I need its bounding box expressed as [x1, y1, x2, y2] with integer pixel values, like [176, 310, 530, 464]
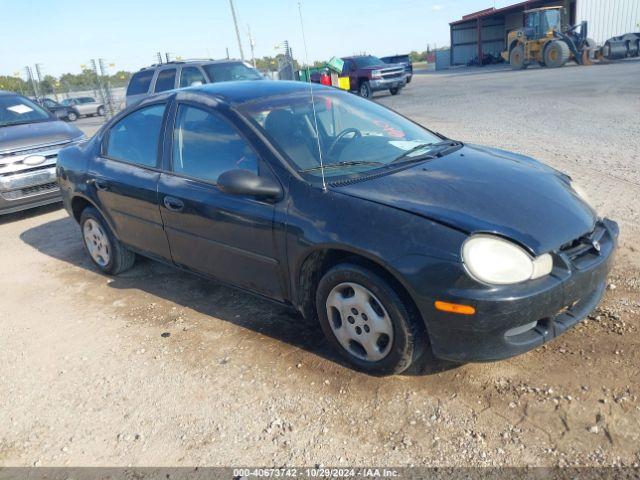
[389, 87, 400, 95]
[67, 111, 78, 122]
[97, 106, 105, 116]
[358, 81, 372, 99]
[80, 207, 135, 275]
[406, 76, 412, 84]
[316, 263, 425, 375]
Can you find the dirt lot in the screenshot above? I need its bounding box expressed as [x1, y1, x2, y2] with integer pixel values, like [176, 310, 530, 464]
[1, 61, 639, 467]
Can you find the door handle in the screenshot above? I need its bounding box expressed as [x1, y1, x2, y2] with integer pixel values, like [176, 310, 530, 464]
[88, 178, 108, 191]
[163, 196, 184, 212]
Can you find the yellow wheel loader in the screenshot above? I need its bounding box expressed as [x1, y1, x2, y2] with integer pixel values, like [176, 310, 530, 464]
[502, 6, 596, 69]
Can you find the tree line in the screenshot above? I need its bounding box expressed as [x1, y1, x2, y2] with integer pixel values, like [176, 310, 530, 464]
[0, 69, 132, 97]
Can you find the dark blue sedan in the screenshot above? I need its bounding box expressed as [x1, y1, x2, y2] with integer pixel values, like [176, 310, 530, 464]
[56, 81, 617, 375]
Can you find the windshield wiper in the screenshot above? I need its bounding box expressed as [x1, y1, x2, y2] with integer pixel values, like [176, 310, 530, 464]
[0, 119, 51, 128]
[301, 160, 384, 173]
[390, 140, 460, 164]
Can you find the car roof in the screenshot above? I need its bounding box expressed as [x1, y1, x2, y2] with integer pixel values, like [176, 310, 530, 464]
[137, 59, 247, 72]
[186, 80, 334, 105]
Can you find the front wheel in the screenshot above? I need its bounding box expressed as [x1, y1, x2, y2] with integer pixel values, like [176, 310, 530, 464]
[316, 263, 425, 375]
[509, 44, 527, 70]
[97, 106, 105, 116]
[544, 41, 570, 67]
[67, 111, 78, 122]
[358, 81, 372, 99]
[389, 87, 400, 95]
[80, 207, 135, 275]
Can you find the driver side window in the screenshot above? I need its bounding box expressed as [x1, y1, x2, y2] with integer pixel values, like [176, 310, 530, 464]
[171, 104, 258, 183]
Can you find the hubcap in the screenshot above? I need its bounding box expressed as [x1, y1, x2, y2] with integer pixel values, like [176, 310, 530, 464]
[83, 218, 111, 267]
[325, 282, 393, 362]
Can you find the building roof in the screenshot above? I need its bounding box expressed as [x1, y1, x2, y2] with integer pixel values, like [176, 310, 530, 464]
[450, 0, 558, 25]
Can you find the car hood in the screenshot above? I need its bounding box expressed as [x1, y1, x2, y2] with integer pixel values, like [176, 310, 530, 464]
[0, 120, 83, 153]
[332, 144, 596, 255]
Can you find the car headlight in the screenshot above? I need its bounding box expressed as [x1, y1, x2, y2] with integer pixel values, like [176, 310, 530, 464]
[462, 234, 553, 285]
[371, 70, 382, 78]
[570, 180, 595, 211]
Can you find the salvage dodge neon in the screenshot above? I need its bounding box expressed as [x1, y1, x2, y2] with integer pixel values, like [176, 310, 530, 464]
[56, 81, 617, 375]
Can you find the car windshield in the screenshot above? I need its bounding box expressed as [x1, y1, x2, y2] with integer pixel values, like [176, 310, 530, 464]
[0, 95, 52, 127]
[60, 99, 74, 106]
[353, 56, 384, 68]
[202, 62, 263, 82]
[239, 90, 448, 179]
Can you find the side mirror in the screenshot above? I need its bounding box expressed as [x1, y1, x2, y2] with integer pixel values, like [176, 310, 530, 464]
[217, 169, 282, 199]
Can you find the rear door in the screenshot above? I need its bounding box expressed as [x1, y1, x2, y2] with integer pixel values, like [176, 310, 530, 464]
[88, 101, 171, 261]
[178, 66, 207, 88]
[157, 100, 285, 299]
[76, 98, 94, 115]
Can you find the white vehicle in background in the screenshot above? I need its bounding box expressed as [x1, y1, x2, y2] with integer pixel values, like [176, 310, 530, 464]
[60, 97, 105, 117]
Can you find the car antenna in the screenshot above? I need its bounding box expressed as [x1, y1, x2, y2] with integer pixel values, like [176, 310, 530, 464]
[297, 0, 327, 192]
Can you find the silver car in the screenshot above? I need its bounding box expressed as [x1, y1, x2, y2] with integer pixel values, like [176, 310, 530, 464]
[60, 97, 105, 117]
[125, 59, 264, 107]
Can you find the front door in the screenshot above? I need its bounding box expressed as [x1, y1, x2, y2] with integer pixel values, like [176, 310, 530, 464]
[158, 102, 284, 300]
[90, 102, 171, 260]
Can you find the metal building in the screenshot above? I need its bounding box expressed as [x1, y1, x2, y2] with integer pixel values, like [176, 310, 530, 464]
[449, 0, 640, 66]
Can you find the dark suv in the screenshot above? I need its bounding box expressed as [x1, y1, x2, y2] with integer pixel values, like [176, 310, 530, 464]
[125, 59, 264, 107]
[339, 56, 407, 99]
[380, 54, 413, 83]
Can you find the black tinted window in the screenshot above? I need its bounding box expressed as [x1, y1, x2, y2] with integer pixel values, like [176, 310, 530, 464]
[172, 104, 258, 183]
[179, 67, 206, 88]
[107, 104, 165, 167]
[154, 69, 177, 93]
[202, 62, 262, 82]
[127, 70, 154, 96]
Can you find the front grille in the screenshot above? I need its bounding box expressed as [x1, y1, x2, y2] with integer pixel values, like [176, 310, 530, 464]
[0, 140, 71, 160]
[382, 72, 403, 79]
[1, 182, 59, 200]
[560, 224, 607, 267]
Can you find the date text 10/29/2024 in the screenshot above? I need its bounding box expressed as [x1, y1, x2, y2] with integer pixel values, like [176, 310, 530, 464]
[233, 468, 400, 478]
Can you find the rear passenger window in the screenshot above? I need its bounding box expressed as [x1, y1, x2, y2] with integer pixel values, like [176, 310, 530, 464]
[154, 69, 177, 93]
[106, 104, 165, 168]
[179, 67, 206, 88]
[127, 70, 154, 96]
[171, 104, 258, 183]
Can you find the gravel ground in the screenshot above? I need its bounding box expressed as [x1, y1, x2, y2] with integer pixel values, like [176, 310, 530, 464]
[1, 60, 639, 467]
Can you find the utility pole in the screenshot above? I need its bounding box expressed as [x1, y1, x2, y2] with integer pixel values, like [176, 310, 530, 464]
[25, 66, 39, 99]
[228, 0, 245, 60]
[247, 25, 256, 67]
[226, 47, 230, 59]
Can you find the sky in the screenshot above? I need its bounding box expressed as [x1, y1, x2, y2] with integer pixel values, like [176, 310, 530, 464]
[0, 0, 513, 78]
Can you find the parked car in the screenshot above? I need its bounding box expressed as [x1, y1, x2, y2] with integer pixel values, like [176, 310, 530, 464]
[0, 91, 84, 215]
[338, 55, 407, 98]
[38, 97, 80, 122]
[57, 81, 617, 375]
[380, 54, 413, 83]
[60, 97, 105, 117]
[125, 59, 264, 107]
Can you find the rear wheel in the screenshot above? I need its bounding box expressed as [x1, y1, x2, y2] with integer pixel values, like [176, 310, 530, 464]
[358, 81, 372, 99]
[544, 41, 570, 68]
[97, 106, 105, 116]
[80, 207, 135, 275]
[509, 45, 527, 70]
[316, 263, 425, 375]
